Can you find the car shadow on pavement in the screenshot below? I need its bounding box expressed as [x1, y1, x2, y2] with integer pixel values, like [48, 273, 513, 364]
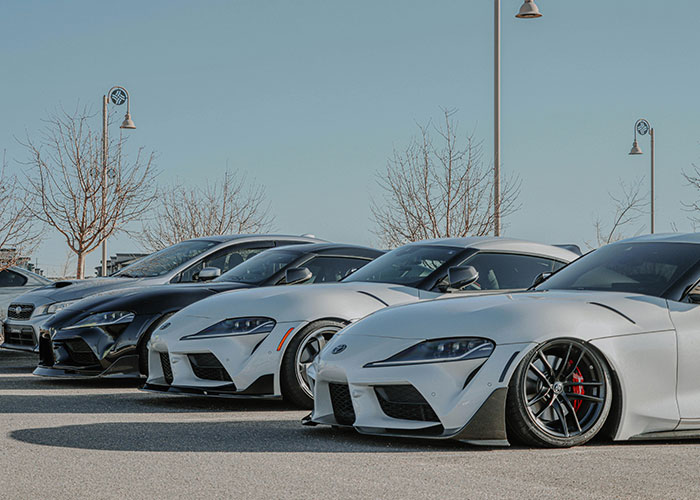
[9, 421, 472, 453]
[0, 392, 301, 414]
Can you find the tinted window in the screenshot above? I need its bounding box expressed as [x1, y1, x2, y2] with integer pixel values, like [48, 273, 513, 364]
[115, 240, 217, 278]
[219, 249, 302, 284]
[343, 245, 461, 287]
[0, 269, 27, 287]
[537, 242, 700, 297]
[300, 257, 371, 283]
[178, 246, 268, 283]
[458, 253, 564, 290]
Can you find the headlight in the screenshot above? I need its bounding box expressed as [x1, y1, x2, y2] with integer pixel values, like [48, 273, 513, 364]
[64, 311, 135, 331]
[39, 300, 81, 315]
[180, 317, 276, 341]
[364, 337, 494, 367]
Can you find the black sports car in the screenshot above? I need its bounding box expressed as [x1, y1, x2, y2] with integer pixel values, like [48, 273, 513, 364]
[35, 243, 383, 378]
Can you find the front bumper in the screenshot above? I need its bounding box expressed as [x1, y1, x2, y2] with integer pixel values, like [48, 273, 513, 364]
[33, 314, 158, 379]
[309, 334, 533, 445]
[144, 320, 306, 398]
[1, 315, 49, 352]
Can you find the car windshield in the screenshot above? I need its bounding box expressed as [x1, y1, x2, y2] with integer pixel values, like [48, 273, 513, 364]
[342, 244, 461, 287]
[536, 242, 700, 297]
[217, 249, 302, 284]
[114, 240, 218, 278]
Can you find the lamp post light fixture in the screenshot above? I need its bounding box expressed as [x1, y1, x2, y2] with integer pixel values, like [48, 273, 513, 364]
[493, 0, 542, 237]
[629, 118, 655, 233]
[101, 86, 135, 277]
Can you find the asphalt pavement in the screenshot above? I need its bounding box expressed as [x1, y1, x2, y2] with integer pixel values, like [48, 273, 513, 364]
[1, 349, 700, 499]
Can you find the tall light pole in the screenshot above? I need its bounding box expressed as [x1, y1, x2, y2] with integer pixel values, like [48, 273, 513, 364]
[629, 118, 655, 233]
[102, 86, 136, 277]
[493, 0, 542, 236]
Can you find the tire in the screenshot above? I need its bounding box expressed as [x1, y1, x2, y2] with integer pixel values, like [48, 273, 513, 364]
[506, 338, 613, 448]
[280, 319, 346, 409]
[137, 313, 175, 376]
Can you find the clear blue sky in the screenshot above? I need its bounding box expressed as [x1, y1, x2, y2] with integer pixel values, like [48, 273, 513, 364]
[2, 0, 699, 275]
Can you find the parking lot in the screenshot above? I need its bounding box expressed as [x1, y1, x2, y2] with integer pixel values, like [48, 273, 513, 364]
[1, 349, 699, 500]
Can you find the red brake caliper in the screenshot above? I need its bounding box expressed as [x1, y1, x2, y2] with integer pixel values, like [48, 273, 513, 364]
[568, 360, 584, 412]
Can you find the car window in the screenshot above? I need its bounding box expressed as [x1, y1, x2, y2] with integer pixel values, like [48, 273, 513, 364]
[0, 269, 28, 287]
[343, 245, 461, 287]
[537, 242, 700, 297]
[457, 253, 564, 291]
[178, 246, 268, 283]
[298, 256, 371, 284]
[114, 240, 217, 278]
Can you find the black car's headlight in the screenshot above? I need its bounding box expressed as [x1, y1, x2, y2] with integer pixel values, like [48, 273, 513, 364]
[180, 317, 276, 341]
[63, 311, 135, 336]
[364, 337, 494, 367]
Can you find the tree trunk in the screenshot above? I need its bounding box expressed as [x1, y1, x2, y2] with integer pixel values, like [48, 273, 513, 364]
[76, 252, 85, 280]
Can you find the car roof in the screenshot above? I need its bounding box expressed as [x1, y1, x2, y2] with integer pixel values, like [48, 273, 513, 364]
[264, 243, 384, 258]
[616, 233, 700, 245]
[186, 234, 326, 244]
[9, 266, 52, 283]
[405, 236, 578, 261]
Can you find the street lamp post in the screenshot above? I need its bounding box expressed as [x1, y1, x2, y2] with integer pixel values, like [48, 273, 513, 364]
[493, 0, 542, 237]
[629, 118, 655, 233]
[101, 86, 136, 277]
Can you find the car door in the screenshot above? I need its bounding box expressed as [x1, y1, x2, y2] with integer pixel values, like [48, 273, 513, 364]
[669, 284, 700, 422]
[0, 269, 29, 319]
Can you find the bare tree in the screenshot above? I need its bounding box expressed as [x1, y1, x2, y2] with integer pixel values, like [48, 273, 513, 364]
[0, 153, 41, 271]
[138, 169, 274, 251]
[371, 109, 520, 247]
[682, 162, 700, 226]
[592, 178, 647, 247]
[21, 108, 157, 279]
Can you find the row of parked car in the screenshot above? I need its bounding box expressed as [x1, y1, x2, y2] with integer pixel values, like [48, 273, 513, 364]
[3, 232, 700, 448]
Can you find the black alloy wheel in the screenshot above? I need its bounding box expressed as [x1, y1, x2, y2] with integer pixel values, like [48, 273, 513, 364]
[506, 338, 613, 448]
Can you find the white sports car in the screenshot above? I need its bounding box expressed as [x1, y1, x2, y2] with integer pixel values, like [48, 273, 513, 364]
[144, 238, 577, 407]
[307, 233, 700, 448]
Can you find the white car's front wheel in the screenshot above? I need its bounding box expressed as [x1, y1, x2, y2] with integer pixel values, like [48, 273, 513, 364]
[281, 319, 346, 408]
[506, 338, 613, 448]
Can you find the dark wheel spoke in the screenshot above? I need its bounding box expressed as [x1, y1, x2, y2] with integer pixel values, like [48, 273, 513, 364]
[538, 351, 555, 378]
[563, 381, 603, 387]
[563, 349, 586, 379]
[556, 344, 572, 378]
[559, 394, 582, 433]
[552, 399, 570, 438]
[529, 364, 551, 387]
[527, 387, 551, 407]
[565, 392, 604, 403]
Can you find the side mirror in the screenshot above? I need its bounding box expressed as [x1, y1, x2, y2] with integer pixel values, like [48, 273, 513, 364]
[285, 267, 313, 285]
[197, 267, 221, 282]
[532, 272, 553, 288]
[447, 266, 479, 291]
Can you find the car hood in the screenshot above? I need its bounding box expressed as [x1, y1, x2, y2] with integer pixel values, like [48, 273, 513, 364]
[10, 277, 158, 306]
[160, 282, 427, 338]
[337, 290, 674, 345]
[46, 282, 256, 328]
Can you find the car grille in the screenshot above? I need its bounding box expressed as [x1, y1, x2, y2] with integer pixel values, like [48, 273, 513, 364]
[61, 339, 99, 366]
[3, 324, 36, 347]
[188, 353, 232, 382]
[374, 385, 439, 422]
[160, 352, 173, 385]
[7, 303, 34, 320]
[329, 383, 356, 425]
